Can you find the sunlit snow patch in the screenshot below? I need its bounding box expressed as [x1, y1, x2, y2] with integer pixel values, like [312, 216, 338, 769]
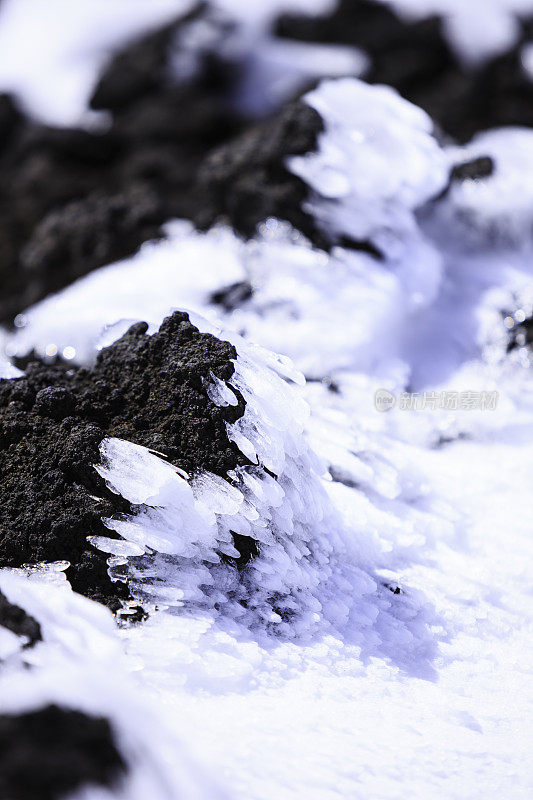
[0, 571, 228, 799]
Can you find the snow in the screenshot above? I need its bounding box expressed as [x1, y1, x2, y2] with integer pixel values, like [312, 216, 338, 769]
[0, 572, 229, 800]
[5, 221, 244, 365]
[0, 0, 196, 125]
[0, 0, 350, 126]
[114, 416, 533, 800]
[0, 570, 120, 668]
[289, 78, 448, 252]
[0, 13, 532, 800]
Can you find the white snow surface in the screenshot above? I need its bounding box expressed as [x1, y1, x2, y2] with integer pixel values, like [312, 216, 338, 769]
[0, 65, 532, 800]
[0, 572, 229, 800]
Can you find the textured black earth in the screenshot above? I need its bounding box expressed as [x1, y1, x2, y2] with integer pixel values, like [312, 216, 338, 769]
[0, 589, 42, 648]
[0, 5, 245, 325]
[0, 705, 126, 800]
[0, 3, 531, 323]
[0, 312, 250, 607]
[275, 0, 533, 142]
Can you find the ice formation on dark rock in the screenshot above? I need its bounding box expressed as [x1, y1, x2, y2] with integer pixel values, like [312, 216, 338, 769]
[196, 100, 327, 246]
[0, 3, 531, 798]
[0, 312, 247, 606]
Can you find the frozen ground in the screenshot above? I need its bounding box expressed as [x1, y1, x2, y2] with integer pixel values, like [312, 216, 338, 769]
[123, 434, 533, 800]
[0, 2, 532, 800]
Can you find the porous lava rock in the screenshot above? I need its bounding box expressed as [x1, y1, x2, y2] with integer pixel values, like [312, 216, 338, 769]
[196, 100, 327, 247]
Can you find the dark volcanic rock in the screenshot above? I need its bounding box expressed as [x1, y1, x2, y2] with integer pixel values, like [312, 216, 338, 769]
[450, 156, 495, 183]
[19, 186, 164, 308]
[0, 7, 244, 325]
[89, 16, 181, 113]
[0, 312, 248, 606]
[275, 0, 533, 142]
[211, 281, 254, 312]
[196, 100, 385, 254]
[0, 705, 126, 800]
[0, 589, 42, 648]
[434, 155, 495, 201]
[196, 101, 328, 247]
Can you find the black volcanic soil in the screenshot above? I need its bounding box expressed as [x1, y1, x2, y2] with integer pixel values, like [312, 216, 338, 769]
[0, 312, 249, 607]
[0, 3, 531, 322]
[0, 705, 126, 800]
[0, 6, 244, 325]
[195, 100, 328, 247]
[0, 589, 42, 648]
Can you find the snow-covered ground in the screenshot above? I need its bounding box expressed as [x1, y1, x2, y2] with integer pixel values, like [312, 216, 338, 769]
[1, 2, 532, 799]
[124, 435, 533, 800]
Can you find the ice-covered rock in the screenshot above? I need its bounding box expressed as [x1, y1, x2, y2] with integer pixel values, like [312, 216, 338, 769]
[0, 311, 248, 605]
[429, 127, 533, 249]
[288, 77, 448, 251]
[7, 78, 533, 391]
[274, 0, 533, 141]
[86, 319, 438, 666]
